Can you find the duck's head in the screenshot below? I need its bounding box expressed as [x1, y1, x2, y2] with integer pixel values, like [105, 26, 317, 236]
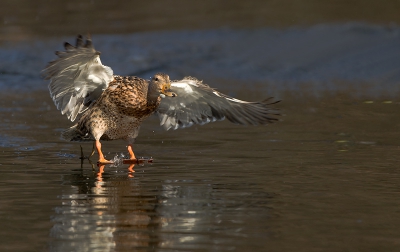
[151, 73, 177, 98]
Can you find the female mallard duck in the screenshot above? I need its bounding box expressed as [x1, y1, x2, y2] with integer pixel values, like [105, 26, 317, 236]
[43, 35, 279, 164]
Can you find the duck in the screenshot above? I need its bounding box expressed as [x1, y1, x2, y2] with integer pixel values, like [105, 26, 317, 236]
[42, 35, 279, 164]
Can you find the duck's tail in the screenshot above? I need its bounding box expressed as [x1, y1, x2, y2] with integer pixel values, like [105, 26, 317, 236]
[61, 124, 93, 142]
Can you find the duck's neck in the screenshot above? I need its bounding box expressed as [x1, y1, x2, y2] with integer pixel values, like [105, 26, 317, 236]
[147, 82, 161, 107]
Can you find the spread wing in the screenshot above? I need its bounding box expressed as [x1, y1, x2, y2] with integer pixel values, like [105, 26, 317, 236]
[42, 35, 114, 121]
[156, 77, 280, 130]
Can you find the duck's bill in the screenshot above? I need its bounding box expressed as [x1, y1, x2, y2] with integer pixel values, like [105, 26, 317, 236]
[163, 91, 177, 97]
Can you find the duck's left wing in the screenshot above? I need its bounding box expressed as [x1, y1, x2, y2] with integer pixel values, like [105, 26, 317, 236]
[156, 77, 280, 130]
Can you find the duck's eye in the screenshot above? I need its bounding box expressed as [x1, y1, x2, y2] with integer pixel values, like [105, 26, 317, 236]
[154, 77, 159, 81]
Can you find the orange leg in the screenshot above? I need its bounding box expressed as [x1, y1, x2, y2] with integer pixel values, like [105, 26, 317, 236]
[123, 144, 138, 164]
[95, 140, 113, 164]
[127, 144, 136, 160]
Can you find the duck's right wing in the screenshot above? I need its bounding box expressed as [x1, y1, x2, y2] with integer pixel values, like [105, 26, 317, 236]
[42, 35, 114, 122]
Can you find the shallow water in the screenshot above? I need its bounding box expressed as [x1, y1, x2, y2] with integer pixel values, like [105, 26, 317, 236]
[2, 2, 400, 251]
[1, 88, 400, 251]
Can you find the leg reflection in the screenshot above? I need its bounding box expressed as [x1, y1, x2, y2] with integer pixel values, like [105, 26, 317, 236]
[128, 164, 135, 178]
[96, 164, 105, 183]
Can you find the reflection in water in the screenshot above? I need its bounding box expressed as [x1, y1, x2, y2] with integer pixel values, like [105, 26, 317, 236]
[49, 167, 116, 251]
[49, 163, 161, 251]
[49, 161, 276, 251]
[157, 181, 275, 250]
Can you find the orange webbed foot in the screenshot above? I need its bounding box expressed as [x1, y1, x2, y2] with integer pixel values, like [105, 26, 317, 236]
[97, 158, 114, 165]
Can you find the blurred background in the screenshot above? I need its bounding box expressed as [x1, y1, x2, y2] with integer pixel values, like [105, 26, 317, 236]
[1, 0, 400, 40]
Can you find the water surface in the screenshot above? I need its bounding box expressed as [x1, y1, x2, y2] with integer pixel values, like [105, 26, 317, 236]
[1, 87, 400, 251]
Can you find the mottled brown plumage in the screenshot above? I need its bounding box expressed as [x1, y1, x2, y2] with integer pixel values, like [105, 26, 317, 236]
[61, 73, 174, 163]
[77, 76, 162, 138]
[43, 35, 279, 164]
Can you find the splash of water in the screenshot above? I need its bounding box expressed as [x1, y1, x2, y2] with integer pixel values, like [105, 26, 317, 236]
[109, 153, 126, 167]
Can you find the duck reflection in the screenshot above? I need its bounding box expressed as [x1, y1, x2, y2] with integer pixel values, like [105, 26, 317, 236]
[49, 161, 275, 251]
[49, 163, 161, 251]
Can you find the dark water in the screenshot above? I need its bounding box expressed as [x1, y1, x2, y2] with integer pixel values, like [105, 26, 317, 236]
[2, 1, 400, 251]
[2, 90, 400, 251]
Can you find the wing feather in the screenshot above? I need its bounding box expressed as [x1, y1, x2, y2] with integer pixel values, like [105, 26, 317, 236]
[157, 77, 280, 130]
[42, 35, 114, 121]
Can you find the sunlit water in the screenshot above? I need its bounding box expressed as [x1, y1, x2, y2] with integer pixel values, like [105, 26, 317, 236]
[1, 25, 400, 251]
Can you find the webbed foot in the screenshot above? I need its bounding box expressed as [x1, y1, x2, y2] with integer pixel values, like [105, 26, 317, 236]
[97, 158, 114, 165]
